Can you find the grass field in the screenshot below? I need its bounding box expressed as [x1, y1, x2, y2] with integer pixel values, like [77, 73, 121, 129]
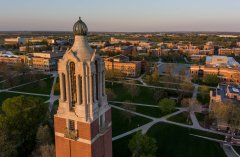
[112, 108, 152, 137]
[168, 112, 192, 125]
[111, 103, 177, 118]
[10, 77, 54, 95]
[147, 122, 226, 157]
[0, 73, 50, 89]
[195, 112, 206, 127]
[233, 146, 240, 156]
[106, 82, 179, 105]
[113, 134, 133, 157]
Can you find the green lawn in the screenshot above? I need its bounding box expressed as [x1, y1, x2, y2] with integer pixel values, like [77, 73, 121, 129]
[106, 82, 178, 105]
[233, 146, 240, 156]
[0, 73, 50, 89]
[147, 123, 226, 157]
[111, 103, 177, 118]
[197, 93, 210, 105]
[112, 108, 152, 137]
[113, 134, 133, 157]
[168, 112, 192, 125]
[10, 77, 54, 95]
[195, 112, 208, 128]
[0, 92, 50, 113]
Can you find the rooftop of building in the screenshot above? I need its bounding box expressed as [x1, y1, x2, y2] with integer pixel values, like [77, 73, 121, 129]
[211, 84, 240, 104]
[206, 55, 240, 69]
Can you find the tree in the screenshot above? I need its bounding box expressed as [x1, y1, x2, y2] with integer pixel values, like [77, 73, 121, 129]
[144, 75, 152, 84]
[181, 98, 200, 123]
[198, 86, 210, 105]
[178, 68, 186, 81]
[120, 101, 136, 124]
[0, 128, 17, 157]
[158, 98, 176, 114]
[31, 144, 55, 157]
[203, 74, 219, 86]
[14, 63, 29, 76]
[151, 64, 159, 82]
[178, 80, 194, 99]
[153, 89, 168, 104]
[128, 82, 140, 101]
[164, 64, 174, 81]
[128, 132, 157, 157]
[181, 98, 192, 122]
[132, 47, 139, 59]
[36, 125, 52, 146]
[1, 96, 48, 155]
[211, 102, 240, 133]
[105, 88, 116, 101]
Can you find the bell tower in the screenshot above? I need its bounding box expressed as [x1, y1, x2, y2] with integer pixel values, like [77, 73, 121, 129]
[54, 17, 112, 157]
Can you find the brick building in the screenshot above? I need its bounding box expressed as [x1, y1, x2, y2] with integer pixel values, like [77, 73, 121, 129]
[104, 55, 141, 77]
[190, 56, 240, 83]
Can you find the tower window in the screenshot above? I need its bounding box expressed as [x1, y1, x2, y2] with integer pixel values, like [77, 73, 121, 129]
[69, 62, 77, 108]
[62, 73, 66, 101]
[78, 75, 83, 104]
[92, 75, 95, 102]
[95, 60, 99, 100]
[69, 120, 75, 131]
[102, 71, 104, 96]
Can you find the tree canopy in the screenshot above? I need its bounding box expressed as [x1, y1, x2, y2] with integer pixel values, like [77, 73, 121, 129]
[0, 96, 48, 156]
[158, 98, 176, 114]
[128, 132, 157, 157]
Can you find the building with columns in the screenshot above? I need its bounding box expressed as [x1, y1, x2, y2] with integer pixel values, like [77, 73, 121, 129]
[54, 18, 112, 157]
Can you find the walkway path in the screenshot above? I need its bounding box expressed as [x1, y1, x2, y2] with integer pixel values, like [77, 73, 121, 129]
[190, 84, 202, 129]
[111, 101, 229, 140]
[4, 90, 49, 97]
[106, 80, 193, 93]
[109, 101, 158, 108]
[48, 73, 59, 112]
[222, 144, 240, 157]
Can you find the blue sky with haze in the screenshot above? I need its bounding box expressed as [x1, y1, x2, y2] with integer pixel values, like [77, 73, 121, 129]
[0, 0, 240, 32]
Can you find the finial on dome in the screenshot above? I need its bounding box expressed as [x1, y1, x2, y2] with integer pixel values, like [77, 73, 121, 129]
[73, 17, 88, 36]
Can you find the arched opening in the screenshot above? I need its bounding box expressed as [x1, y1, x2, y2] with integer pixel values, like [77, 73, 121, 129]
[62, 73, 67, 101]
[92, 75, 95, 102]
[69, 62, 77, 108]
[78, 75, 83, 104]
[95, 60, 99, 100]
[102, 71, 104, 96]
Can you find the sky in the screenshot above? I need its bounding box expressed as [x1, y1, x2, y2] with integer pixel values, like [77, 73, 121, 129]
[0, 0, 240, 32]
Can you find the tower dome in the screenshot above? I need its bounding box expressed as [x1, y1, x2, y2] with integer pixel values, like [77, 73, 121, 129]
[73, 17, 88, 36]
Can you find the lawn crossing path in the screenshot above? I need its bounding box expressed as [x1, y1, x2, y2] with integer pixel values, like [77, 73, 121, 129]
[48, 72, 59, 112]
[4, 90, 49, 97]
[109, 101, 158, 108]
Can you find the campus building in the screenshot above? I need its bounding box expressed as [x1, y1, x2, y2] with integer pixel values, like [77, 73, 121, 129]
[0, 50, 65, 72]
[190, 56, 240, 83]
[104, 55, 141, 77]
[4, 37, 27, 45]
[54, 18, 112, 157]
